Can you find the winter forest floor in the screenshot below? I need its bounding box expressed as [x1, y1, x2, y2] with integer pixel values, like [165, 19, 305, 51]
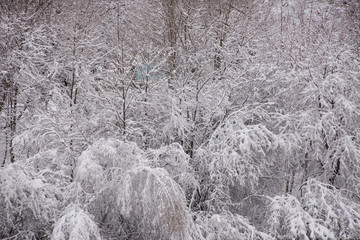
[1, 0, 360, 239]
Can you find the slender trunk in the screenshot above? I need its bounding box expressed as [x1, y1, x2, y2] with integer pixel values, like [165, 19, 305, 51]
[70, 24, 77, 109]
[285, 165, 295, 194]
[285, 168, 290, 193]
[329, 158, 340, 185]
[280, 0, 283, 33]
[117, 1, 126, 136]
[70, 68, 76, 107]
[3, 129, 9, 166]
[301, 153, 309, 197]
[122, 87, 126, 136]
[214, 37, 223, 71]
[329, 131, 340, 185]
[188, 140, 194, 159]
[165, 0, 176, 88]
[9, 85, 18, 163]
[143, 63, 150, 149]
[0, 79, 10, 113]
[2, 71, 18, 164]
[69, 67, 76, 151]
[68, 22, 78, 181]
[288, 167, 296, 194]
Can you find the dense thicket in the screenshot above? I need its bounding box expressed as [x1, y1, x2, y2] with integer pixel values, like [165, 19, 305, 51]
[1, 0, 359, 239]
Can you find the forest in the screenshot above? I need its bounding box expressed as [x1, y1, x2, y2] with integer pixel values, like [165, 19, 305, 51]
[0, 0, 360, 239]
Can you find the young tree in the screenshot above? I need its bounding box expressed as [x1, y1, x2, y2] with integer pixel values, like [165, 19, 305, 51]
[0, 0, 53, 165]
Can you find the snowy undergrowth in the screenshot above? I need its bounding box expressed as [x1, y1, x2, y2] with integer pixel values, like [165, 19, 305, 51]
[3, 138, 358, 240]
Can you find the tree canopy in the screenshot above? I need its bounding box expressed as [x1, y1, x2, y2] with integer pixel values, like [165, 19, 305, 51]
[0, 0, 359, 239]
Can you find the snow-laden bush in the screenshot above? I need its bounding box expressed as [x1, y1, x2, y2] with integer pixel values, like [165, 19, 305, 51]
[302, 179, 360, 238]
[195, 212, 272, 240]
[51, 204, 102, 240]
[0, 162, 60, 238]
[194, 109, 290, 212]
[266, 194, 333, 239]
[146, 142, 198, 197]
[266, 180, 360, 240]
[118, 166, 199, 240]
[75, 138, 143, 192]
[146, 142, 192, 177]
[72, 139, 145, 238]
[199, 109, 287, 188]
